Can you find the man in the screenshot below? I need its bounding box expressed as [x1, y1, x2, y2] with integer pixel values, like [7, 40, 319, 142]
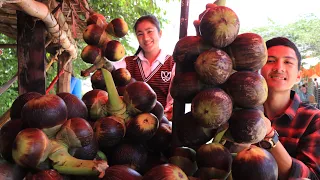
[298, 84, 311, 103]
[260, 37, 320, 179]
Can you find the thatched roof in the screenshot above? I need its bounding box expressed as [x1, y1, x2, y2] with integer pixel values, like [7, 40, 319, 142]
[0, 0, 90, 41]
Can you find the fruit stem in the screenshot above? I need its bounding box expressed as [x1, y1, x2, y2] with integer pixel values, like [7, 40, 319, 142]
[96, 150, 107, 161]
[81, 58, 106, 77]
[101, 68, 129, 120]
[214, 0, 226, 6]
[48, 140, 108, 178]
[213, 123, 229, 144]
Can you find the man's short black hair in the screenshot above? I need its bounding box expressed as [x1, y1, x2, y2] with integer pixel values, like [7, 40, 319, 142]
[266, 37, 302, 70]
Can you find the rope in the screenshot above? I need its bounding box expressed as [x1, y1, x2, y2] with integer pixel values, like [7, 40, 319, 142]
[0, 72, 18, 95]
[0, 108, 11, 128]
[45, 38, 53, 48]
[45, 48, 63, 72]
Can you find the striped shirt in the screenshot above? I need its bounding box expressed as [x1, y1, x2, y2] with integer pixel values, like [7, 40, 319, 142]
[269, 91, 320, 179]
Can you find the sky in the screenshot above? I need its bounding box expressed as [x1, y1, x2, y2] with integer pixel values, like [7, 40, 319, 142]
[159, 0, 320, 55]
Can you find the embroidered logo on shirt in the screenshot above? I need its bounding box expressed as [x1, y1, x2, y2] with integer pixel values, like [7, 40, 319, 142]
[161, 71, 171, 82]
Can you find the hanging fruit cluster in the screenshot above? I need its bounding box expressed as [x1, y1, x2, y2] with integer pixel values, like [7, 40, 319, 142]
[80, 12, 129, 77]
[170, 1, 278, 180]
[0, 68, 177, 178]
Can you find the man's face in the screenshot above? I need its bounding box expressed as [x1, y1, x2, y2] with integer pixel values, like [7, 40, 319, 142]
[260, 45, 301, 93]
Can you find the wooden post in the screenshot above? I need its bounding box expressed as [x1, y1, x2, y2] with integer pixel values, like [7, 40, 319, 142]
[57, 51, 72, 93]
[17, 11, 46, 95]
[179, 0, 189, 39]
[0, 44, 17, 48]
[171, 0, 190, 148]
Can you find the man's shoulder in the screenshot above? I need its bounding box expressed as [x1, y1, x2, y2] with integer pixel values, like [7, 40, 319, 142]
[298, 102, 320, 116]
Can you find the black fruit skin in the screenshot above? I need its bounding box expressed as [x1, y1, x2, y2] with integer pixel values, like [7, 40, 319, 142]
[81, 45, 101, 64]
[172, 36, 211, 72]
[123, 81, 157, 113]
[170, 72, 204, 103]
[102, 165, 142, 180]
[93, 116, 126, 150]
[194, 48, 233, 86]
[232, 146, 278, 180]
[81, 89, 109, 122]
[83, 24, 105, 45]
[57, 92, 88, 120]
[225, 71, 268, 109]
[112, 68, 132, 87]
[191, 88, 233, 129]
[0, 159, 28, 180]
[91, 69, 106, 90]
[142, 163, 188, 180]
[21, 94, 67, 129]
[146, 123, 172, 152]
[69, 136, 99, 160]
[0, 119, 24, 163]
[86, 13, 107, 29]
[196, 143, 232, 172]
[199, 6, 240, 48]
[25, 169, 63, 180]
[10, 92, 43, 119]
[226, 32, 267, 72]
[126, 113, 159, 142]
[229, 108, 267, 144]
[176, 112, 216, 148]
[103, 40, 124, 62]
[107, 141, 148, 172]
[150, 101, 164, 121]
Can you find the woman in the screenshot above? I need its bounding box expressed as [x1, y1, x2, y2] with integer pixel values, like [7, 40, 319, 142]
[114, 15, 175, 119]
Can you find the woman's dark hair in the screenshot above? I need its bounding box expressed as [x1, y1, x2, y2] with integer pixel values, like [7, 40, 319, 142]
[266, 37, 302, 70]
[133, 15, 161, 56]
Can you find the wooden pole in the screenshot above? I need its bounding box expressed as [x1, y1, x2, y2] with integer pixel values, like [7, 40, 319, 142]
[17, 11, 46, 95]
[172, 0, 190, 149]
[0, 44, 17, 48]
[179, 0, 189, 39]
[57, 51, 72, 93]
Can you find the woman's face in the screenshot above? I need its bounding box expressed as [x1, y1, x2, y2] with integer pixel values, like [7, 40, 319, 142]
[260, 45, 301, 93]
[135, 20, 162, 54]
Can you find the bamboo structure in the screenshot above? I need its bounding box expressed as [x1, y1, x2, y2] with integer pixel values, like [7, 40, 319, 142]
[2, 0, 77, 59]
